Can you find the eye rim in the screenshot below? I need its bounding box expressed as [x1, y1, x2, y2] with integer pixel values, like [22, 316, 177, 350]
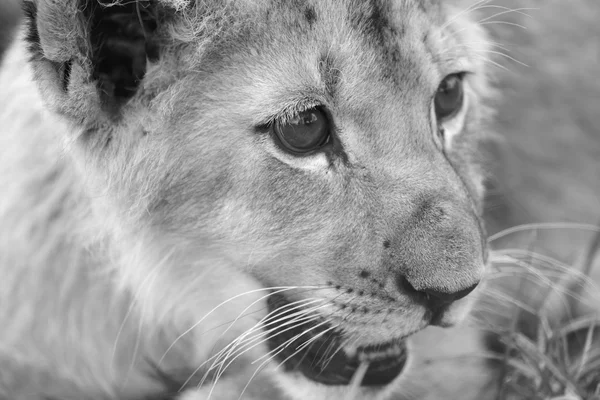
[59, 60, 73, 92]
[434, 72, 465, 122]
[272, 107, 331, 155]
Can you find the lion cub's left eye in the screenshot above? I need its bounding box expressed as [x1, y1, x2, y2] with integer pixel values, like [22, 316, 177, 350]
[274, 108, 330, 153]
[434, 74, 464, 121]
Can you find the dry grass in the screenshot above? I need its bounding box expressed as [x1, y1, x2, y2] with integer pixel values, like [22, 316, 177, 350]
[481, 224, 600, 400]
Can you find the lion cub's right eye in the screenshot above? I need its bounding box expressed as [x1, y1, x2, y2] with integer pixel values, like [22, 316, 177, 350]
[273, 108, 330, 154]
[434, 73, 464, 121]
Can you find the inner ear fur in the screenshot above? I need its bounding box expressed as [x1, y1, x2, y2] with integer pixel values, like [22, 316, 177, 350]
[26, 0, 161, 109]
[84, 0, 160, 104]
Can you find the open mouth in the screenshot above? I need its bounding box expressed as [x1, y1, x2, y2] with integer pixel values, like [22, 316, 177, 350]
[266, 293, 408, 386]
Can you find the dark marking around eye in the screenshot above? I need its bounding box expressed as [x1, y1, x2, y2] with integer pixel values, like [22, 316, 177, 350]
[61, 61, 73, 92]
[304, 6, 317, 26]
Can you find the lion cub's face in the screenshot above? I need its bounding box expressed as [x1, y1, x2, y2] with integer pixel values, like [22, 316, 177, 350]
[28, 0, 491, 392]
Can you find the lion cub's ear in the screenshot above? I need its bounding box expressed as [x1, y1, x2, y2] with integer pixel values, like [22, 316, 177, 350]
[24, 0, 160, 110]
[86, 0, 160, 102]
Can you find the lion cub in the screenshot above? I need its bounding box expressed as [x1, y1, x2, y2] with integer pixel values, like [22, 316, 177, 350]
[0, 0, 541, 399]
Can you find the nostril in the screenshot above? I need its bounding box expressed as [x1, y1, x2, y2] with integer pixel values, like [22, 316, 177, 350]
[396, 273, 479, 308]
[423, 282, 479, 304]
[395, 275, 420, 296]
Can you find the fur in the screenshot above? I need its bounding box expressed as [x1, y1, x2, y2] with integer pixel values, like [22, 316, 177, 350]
[1, 1, 597, 400]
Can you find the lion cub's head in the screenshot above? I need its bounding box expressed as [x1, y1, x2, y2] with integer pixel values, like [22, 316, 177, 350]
[25, 0, 491, 396]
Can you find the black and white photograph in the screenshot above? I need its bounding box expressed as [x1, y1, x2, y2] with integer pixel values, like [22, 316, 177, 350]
[0, 1, 598, 399]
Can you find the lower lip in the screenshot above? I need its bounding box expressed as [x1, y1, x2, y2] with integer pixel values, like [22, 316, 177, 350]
[297, 341, 408, 386]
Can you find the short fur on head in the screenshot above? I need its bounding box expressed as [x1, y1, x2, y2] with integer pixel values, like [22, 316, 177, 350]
[0, 0, 494, 399]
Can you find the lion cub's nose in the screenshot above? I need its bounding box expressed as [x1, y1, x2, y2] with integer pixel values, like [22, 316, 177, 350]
[422, 283, 478, 304]
[396, 275, 480, 311]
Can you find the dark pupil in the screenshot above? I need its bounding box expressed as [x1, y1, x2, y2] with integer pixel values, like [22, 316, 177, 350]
[434, 75, 463, 120]
[276, 109, 328, 152]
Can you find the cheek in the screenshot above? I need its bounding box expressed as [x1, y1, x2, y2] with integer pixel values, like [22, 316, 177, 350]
[205, 170, 344, 268]
[445, 143, 486, 210]
[223, 194, 380, 287]
[141, 117, 257, 228]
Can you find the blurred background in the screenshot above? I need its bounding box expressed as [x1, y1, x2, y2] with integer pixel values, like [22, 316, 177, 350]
[0, 0, 20, 63]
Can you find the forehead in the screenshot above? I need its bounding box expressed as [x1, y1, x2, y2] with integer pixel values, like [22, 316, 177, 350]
[210, 0, 476, 121]
[222, 0, 476, 87]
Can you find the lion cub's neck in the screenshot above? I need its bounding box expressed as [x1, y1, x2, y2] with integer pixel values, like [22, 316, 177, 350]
[0, 35, 192, 400]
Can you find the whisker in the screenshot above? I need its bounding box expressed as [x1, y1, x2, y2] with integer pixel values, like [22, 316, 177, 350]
[483, 288, 538, 314]
[488, 223, 600, 243]
[234, 321, 336, 400]
[199, 307, 320, 376]
[111, 296, 136, 380]
[158, 286, 313, 366]
[187, 300, 327, 391]
[440, 0, 491, 31]
[252, 319, 335, 365]
[274, 325, 340, 372]
[321, 339, 346, 372]
[475, 5, 535, 19]
[479, 20, 528, 31]
[313, 329, 340, 368]
[491, 249, 570, 269]
[218, 288, 323, 340]
[196, 285, 334, 338]
[215, 298, 327, 353]
[209, 302, 329, 373]
[477, 7, 537, 24]
[469, 46, 528, 67]
[121, 254, 165, 387]
[209, 313, 327, 392]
